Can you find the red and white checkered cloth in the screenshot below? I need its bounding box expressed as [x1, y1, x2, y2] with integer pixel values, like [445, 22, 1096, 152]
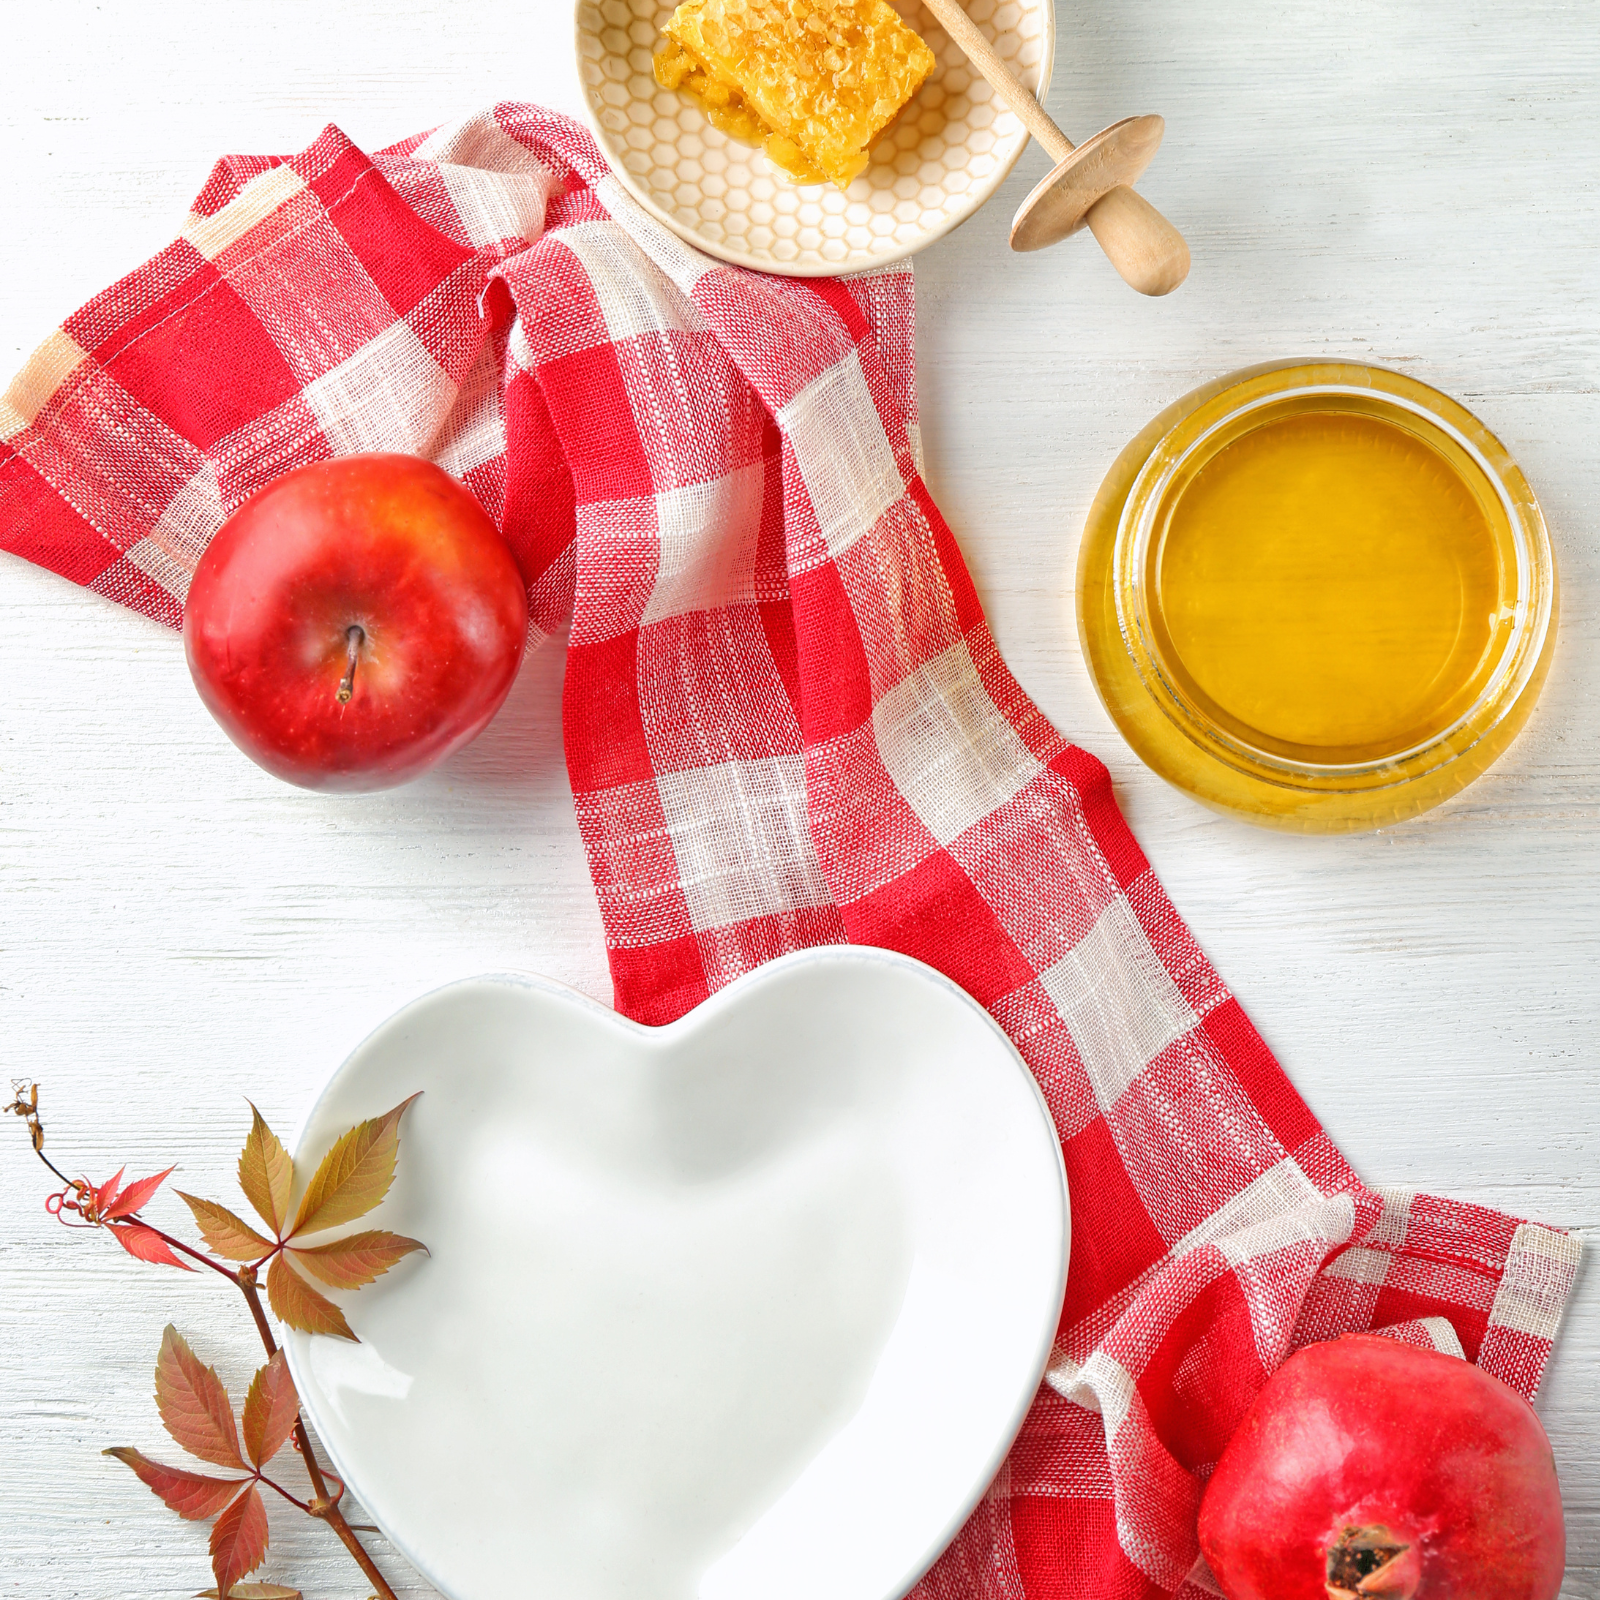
[0, 106, 1579, 1598]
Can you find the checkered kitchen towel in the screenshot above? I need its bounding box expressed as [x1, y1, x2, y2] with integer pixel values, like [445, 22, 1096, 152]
[0, 106, 1579, 1598]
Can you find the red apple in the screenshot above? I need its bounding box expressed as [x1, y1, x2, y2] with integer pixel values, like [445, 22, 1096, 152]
[183, 454, 527, 791]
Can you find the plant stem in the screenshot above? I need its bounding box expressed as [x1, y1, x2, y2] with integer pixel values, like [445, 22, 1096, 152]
[144, 1220, 249, 1284]
[258, 1473, 313, 1513]
[32, 1144, 241, 1288]
[122, 1228, 400, 1598]
[336, 625, 364, 704]
[18, 1110, 400, 1600]
[237, 1267, 398, 1600]
[35, 1148, 75, 1187]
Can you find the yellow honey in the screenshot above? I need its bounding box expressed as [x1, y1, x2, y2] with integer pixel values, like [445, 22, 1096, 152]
[653, 36, 800, 167]
[1077, 363, 1557, 832]
[656, 0, 935, 188]
[1147, 409, 1504, 764]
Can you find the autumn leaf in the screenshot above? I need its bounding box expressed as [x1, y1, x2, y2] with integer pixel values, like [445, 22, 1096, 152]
[195, 1586, 303, 1599]
[210, 1482, 270, 1598]
[266, 1253, 356, 1341]
[289, 1094, 419, 1239]
[155, 1325, 246, 1471]
[177, 1192, 274, 1262]
[110, 1222, 194, 1271]
[103, 1447, 246, 1521]
[95, 1166, 127, 1216]
[103, 1165, 177, 1221]
[241, 1350, 299, 1469]
[238, 1102, 294, 1238]
[290, 1229, 427, 1290]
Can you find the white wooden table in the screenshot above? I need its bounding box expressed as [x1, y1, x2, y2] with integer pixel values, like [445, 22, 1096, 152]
[2, 3, 1595, 1595]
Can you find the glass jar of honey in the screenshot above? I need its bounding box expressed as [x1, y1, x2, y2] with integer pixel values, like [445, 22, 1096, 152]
[1077, 361, 1557, 832]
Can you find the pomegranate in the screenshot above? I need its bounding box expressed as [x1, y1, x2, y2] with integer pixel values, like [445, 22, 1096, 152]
[1198, 1333, 1564, 1600]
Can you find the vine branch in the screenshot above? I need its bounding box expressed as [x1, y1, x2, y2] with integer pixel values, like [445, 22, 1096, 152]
[7, 1082, 405, 1600]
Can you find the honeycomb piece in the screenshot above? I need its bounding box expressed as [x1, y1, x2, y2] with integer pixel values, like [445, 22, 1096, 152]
[655, 35, 828, 182]
[653, 35, 776, 151]
[660, 0, 935, 189]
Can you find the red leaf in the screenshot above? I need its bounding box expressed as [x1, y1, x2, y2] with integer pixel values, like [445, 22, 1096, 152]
[241, 1350, 299, 1469]
[110, 1222, 194, 1271]
[290, 1229, 427, 1289]
[210, 1483, 269, 1596]
[104, 1165, 177, 1220]
[155, 1325, 246, 1471]
[266, 1254, 357, 1341]
[95, 1166, 127, 1215]
[103, 1447, 246, 1521]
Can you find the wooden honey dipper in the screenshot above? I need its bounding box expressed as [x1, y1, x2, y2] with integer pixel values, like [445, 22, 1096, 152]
[920, 0, 1190, 295]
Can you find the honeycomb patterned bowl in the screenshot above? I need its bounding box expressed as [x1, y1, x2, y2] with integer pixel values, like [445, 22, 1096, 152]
[574, 0, 1055, 276]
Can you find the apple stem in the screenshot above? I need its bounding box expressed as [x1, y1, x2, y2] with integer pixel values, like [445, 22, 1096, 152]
[336, 625, 364, 704]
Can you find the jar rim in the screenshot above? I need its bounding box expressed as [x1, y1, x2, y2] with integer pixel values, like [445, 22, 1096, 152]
[1109, 364, 1555, 796]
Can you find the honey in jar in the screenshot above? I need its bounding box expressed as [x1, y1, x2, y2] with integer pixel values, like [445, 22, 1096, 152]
[1077, 363, 1556, 832]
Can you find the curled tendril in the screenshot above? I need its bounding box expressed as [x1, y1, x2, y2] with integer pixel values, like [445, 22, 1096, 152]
[44, 1178, 99, 1227]
[307, 1470, 348, 1520]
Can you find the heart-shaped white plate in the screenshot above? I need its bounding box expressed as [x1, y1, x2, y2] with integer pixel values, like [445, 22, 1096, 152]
[284, 947, 1069, 1600]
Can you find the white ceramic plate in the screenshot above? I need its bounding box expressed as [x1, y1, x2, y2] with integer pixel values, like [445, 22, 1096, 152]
[284, 947, 1068, 1600]
[574, 0, 1054, 276]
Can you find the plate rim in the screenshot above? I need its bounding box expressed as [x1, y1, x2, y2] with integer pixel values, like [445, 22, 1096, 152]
[571, 0, 1058, 278]
[284, 944, 1070, 1600]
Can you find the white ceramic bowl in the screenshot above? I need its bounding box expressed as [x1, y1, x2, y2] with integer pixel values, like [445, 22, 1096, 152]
[284, 947, 1068, 1600]
[574, 0, 1054, 275]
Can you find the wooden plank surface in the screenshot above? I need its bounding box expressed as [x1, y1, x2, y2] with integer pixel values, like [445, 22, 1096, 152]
[1, 1, 1595, 1595]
